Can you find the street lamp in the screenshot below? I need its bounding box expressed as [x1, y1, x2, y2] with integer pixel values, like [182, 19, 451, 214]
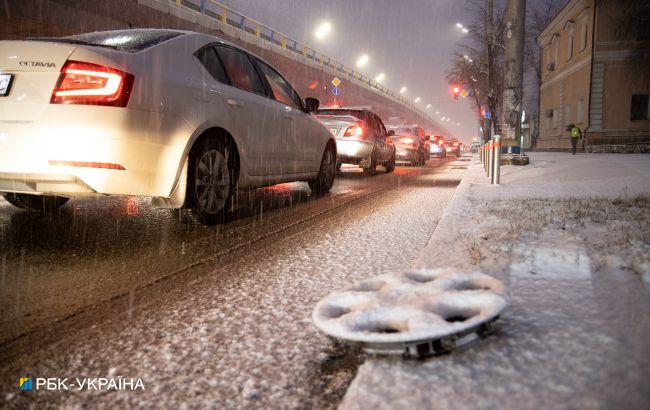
[375, 73, 385, 82]
[314, 21, 332, 40]
[399, 86, 407, 94]
[426, 104, 431, 109]
[356, 54, 369, 68]
[414, 97, 421, 103]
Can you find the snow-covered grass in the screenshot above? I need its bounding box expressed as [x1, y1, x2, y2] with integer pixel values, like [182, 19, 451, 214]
[457, 196, 650, 282]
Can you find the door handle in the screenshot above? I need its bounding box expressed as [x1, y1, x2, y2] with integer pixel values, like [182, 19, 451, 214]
[226, 99, 244, 108]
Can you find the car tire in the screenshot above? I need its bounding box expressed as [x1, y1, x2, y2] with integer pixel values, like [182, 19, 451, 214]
[309, 142, 336, 194]
[385, 154, 396, 173]
[188, 137, 235, 226]
[2, 193, 69, 212]
[363, 150, 378, 176]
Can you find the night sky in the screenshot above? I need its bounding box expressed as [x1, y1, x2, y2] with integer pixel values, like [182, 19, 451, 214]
[220, 0, 478, 141]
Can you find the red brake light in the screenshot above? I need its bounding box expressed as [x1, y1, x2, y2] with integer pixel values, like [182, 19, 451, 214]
[343, 122, 364, 138]
[51, 60, 134, 107]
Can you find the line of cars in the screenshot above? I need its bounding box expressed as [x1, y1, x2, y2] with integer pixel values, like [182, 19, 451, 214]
[0, 28, 453, 225]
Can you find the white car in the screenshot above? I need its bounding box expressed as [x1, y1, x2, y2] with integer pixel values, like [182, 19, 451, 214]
[0, 29, 336, 225]
[316, 107, 396, 175]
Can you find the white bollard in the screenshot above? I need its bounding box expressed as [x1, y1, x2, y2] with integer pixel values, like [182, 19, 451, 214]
[488, 139, 494, 179]
[492, 135, 501, 185]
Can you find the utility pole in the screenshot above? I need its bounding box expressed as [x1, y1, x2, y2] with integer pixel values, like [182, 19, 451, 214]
[501, 0, 526, 147]
[484, 0, 494, 143]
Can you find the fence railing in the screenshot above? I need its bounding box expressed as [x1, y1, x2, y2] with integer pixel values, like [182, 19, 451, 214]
[170, 0, 437, 126]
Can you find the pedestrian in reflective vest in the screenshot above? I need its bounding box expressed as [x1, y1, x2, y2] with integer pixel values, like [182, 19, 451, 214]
[566, 123, 582, 155]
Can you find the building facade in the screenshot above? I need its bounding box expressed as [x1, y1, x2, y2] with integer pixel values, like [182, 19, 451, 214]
[537, 0, 650, 150]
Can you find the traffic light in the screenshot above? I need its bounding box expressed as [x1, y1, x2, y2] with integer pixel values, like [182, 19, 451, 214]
[453, 86, 461, 100]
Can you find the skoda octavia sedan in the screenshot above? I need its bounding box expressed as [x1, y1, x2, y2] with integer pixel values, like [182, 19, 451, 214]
[0, 29, 336, 225]
[316, 107, 395, 175]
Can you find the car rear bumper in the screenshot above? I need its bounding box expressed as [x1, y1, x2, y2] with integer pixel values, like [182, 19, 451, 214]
[0, 106, 191, 198]
[0, 172, 96, 196]
[395, 146, 417, 162]
[335, 139, 373, 164]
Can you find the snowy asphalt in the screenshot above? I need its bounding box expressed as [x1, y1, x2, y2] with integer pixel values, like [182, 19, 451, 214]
[0, 157, 467, 408]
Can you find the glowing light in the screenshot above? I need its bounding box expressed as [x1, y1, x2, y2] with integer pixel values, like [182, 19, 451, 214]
[426, 104, 431, 109]
[356, 54, 369, 68]
[462, 28, 469, 33]
[375, 72, 385, 82]
[399, 86, 407, 94]
[456, 23, 463, 28]
[414, 97, 421, 103]
[314, 21, 332, 40]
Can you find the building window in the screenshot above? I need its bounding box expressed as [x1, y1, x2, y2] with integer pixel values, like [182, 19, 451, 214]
[577, 99, 584, 123]
[553, 108, 559, 129]
[553, 37, 559, 67]
[564, 104, 572, 125]
[631, 94, 649, 120]
[565, 21, 574, 61]
[580, 18, 588, 50]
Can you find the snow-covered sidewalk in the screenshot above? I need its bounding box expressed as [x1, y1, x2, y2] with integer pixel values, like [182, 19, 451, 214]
[341, 152, 650, 409]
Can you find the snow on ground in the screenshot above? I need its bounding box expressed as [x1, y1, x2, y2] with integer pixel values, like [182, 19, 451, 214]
[342, 152, 650, 409]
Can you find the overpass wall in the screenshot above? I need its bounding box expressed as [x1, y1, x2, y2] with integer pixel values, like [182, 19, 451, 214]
[1, 0, 450, 135]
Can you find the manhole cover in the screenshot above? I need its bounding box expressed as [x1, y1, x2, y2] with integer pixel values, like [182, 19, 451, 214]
[313, 269, 507, 358]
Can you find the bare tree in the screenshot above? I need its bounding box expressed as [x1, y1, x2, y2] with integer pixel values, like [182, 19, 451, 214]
[523, 0, 564, 145]
[446, 0, 507, 140]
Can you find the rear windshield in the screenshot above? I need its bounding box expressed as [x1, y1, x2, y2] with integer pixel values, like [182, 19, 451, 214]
[389, 126, 424, 138]
[316, 109, 365, 120]
[31, 29, 185, 52]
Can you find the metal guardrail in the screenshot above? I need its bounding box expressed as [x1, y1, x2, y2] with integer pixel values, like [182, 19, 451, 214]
[174, 0, 439, 127]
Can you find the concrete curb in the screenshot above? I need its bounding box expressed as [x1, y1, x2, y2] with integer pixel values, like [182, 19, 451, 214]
[339, 157, 486, 409]
[414, 158, 485, 271]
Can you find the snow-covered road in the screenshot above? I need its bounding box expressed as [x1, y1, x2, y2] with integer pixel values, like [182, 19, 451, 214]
[0, 157, 468, 408]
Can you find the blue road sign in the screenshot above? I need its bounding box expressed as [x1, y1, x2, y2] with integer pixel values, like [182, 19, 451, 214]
[332, 86, 340, 96]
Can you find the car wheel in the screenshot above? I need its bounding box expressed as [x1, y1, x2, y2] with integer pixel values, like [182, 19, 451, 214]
[363, 150, 378, 176]
[309, 143, 336, 194]
[385, 154, 396, 173]
[2, 193, 69, 212]
[188, 138, 234, 226]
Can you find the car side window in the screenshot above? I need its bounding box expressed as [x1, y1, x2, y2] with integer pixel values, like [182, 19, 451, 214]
[368, 115, 380, 135]
[215, 46, 266, 95]
[256, 59, 303, 108]
[376, 116, 388, 136]
[195, 46, 228, 84]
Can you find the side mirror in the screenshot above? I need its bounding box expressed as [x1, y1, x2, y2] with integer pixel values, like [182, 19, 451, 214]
[387, 129, 395, 136]
[304, 97, 320, 113]
[425, 135, 431, 141]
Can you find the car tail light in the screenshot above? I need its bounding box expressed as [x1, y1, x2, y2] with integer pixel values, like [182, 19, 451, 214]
[51, 60, 134, 107]
[343, 122, 364, 138]
[453, 142, 459, 147]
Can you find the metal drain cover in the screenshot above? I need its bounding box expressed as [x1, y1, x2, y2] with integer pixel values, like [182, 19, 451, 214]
[312, 269, 507, 358]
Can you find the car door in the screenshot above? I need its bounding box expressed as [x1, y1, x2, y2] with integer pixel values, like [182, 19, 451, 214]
[255, 59, 320, 173]
[214, 45, 284, 176]
[375, 115, 392, 161]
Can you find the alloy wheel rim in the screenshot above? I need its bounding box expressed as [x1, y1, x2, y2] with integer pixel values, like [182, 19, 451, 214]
[323, 149, 334, 186]
[195, 149, 230, 214]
